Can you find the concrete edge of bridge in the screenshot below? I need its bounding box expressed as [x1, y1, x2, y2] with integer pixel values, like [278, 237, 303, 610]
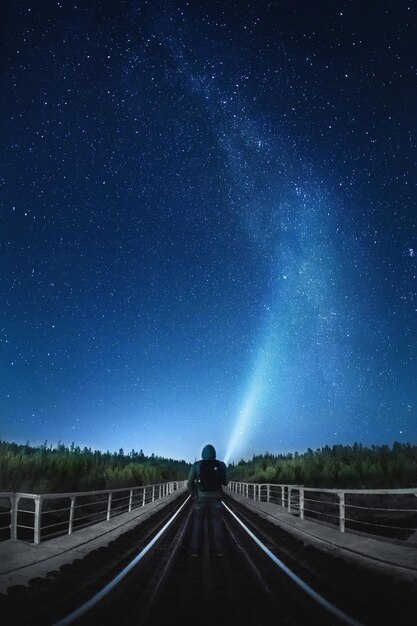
[0, 488, 188, 596]
[226, 493, 417, 581]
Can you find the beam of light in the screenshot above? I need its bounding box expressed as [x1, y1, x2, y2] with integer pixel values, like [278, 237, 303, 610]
[224, 184, 346, 465]
[161, 28, 346, 461]
[224, 334, 275, 465]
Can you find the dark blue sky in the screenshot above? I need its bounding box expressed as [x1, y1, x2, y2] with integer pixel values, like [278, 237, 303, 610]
[1, 1, 416, 463]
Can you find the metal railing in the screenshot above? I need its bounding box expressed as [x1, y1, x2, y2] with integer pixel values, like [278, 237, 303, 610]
[226, 482, 417, 540]
[0, 481, 187, 544]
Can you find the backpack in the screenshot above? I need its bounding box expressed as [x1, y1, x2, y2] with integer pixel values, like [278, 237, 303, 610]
[197, 459, 223, 491]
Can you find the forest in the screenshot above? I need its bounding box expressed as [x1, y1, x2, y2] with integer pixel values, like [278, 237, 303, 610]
[0, 440, 190, 493]
[228, 442, 417, 488]
[0, 440, 416, 493]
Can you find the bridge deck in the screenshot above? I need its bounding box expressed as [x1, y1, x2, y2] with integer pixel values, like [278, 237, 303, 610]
[1, 489, 416, 598]
[0, 490, 185, 595]
[227, 492, 417, 579]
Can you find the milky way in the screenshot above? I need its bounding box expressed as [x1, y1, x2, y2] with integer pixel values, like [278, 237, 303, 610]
[1, 1, 416, 462]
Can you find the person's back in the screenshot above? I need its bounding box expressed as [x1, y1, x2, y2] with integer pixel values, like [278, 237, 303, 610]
[187, 444, 228, 499]
[187, 444, 228, 556]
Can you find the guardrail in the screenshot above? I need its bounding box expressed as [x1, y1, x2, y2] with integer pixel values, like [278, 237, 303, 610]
[0, 481, 187, 544]
[226, 482, 417, 540]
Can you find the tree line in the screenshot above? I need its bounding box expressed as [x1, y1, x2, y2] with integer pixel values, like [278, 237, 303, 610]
[228, 442, 417, 488]
[1, 440, 415, 493]
[0, 440, 191, 493]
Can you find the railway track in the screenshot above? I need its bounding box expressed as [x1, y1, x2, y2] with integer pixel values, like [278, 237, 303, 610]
[3, 495, 416, 626]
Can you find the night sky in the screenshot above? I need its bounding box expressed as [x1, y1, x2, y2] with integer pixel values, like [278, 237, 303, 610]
[1, 1, 416, 464]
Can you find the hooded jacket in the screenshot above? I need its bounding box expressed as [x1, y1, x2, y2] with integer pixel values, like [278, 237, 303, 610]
[187, 444, 228, 499]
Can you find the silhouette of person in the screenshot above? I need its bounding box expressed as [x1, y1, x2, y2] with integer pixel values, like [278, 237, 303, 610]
[187, 444, 228, 556]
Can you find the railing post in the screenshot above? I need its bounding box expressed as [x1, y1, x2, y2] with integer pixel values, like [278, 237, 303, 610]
[142, 487, 146, 507]
[288, 487, 292, 513]
[69, 496, 76, 535]
[34, 496, 42, 544]
[267, 484, 270, 503]
[10, 495, 19, 541]
[281, 486, 285, 507]
[152, 486, 155, 502]
[339, 492, 345, 532]
[129, 489, 133, 512]
[107, 492, 112, 521]
[299, 488, 304, 520]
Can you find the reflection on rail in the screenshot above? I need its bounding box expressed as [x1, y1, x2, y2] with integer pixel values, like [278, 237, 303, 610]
[54, 496, 191, 625]
[222, 501, 363, 626]
[53, 496, 365, 626]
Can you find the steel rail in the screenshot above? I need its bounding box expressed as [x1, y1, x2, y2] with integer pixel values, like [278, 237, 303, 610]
[52, 496, 368, 626]
[53, 495, 191, 626]
[222, 501, 364, 626]
[137, 505, 194, 624]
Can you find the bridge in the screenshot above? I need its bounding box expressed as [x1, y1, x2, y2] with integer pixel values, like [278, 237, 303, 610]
[1, 482, 416, 625]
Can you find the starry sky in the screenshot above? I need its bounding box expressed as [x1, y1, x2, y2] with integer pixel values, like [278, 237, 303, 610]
[1, 1, 416, 464]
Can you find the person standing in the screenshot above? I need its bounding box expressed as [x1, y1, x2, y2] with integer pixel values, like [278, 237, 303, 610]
[187, 443, 228, 556]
